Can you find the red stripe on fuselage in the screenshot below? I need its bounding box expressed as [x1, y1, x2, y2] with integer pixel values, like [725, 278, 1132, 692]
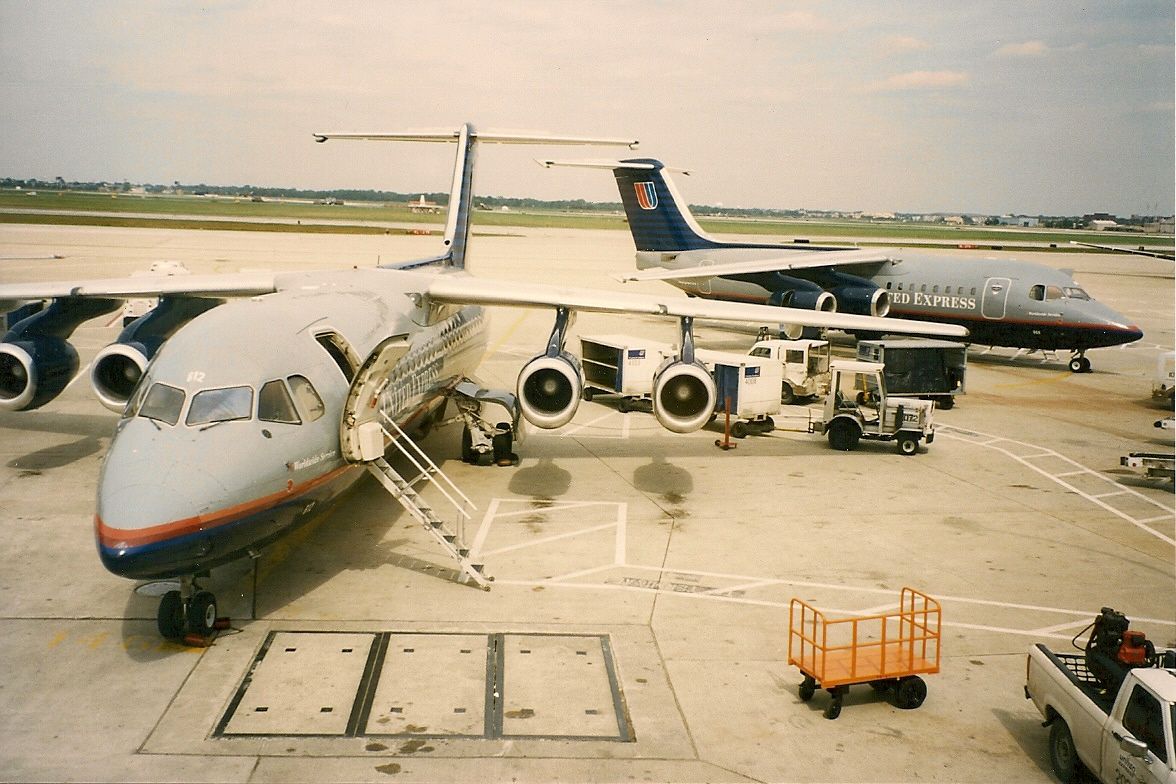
[94, 463, 360, 549]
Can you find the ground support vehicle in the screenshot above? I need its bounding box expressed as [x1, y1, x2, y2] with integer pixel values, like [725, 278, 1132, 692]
[579, 334, 672, 412]
[1120, 452, 1175, 482]
[698, 349, 782, 438]
[1155, 352, 1175, 403]
[788, 588, 941, 720]
[811, 360, 935, 455]
[856, 338, 966, 409]
[1025, 608, 1175, 783]
[747, 338, 831, 405]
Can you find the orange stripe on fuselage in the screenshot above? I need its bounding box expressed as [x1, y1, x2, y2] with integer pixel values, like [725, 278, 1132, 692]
[94, 464, 360, 549]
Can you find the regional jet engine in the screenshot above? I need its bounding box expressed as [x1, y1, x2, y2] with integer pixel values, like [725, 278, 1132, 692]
[518, 307, 585, 430]
[652, 358, 717, 433]
[0, 298, 121, 412]
[90, 297, 221, 412]
[810, 271, 890, 317]
[517, 351, 583, 429]
[763, 275, 837, 313]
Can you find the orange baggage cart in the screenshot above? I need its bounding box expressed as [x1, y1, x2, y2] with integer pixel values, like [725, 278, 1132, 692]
[788, 587, 941, 719]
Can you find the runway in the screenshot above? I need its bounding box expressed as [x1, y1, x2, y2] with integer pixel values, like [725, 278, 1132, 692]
[0, 222, 1172, 782]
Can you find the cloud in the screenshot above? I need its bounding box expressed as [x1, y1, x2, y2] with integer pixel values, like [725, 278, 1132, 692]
[995, 40, 1050, 57]
[881, 35, 930, 54]
[870, 70, 970, 91]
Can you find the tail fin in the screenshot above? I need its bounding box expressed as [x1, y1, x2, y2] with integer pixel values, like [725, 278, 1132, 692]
[315, 126, 638, 270]
[611, 159, 721, 252]
[537, 158, 720, 252]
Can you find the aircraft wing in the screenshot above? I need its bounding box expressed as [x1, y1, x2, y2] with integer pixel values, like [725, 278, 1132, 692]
[614, 249, 897, 283]
[1070, 241, 1174, 261]
[422, 274, 968, 338]
[0, 272, 279, 310]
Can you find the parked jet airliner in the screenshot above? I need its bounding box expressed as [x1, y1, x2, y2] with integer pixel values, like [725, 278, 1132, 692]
[541, 158, 1143, 372]
[0, 126, 966, 639]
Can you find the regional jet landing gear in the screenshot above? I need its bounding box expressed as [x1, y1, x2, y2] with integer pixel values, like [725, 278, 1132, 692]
[156, 575, 226, 641]
[1069, 351, 1092, 373]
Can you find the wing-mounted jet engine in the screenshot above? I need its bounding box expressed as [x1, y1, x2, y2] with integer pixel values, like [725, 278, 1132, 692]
[517, 306, 584, 429]
[760, 274, 837, 313]
[91, 297, 222, 411]
[652, 316, 717, 433]
[809, 269, 890, 317]
[0, 297, 121, 411]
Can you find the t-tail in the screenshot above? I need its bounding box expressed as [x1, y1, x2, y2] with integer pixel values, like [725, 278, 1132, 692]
[314, 125, 639, 270]
[610, 159, 725, 252]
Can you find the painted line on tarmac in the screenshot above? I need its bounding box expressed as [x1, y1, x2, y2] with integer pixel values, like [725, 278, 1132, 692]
[473, 494, 1173, 641]
[939, 425, 1175, 547]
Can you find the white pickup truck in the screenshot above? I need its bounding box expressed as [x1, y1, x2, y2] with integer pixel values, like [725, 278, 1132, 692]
[1025, 642, 1175, 783]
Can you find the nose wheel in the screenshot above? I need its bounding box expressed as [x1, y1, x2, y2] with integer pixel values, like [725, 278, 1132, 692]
[1068, 352, 1091, 373]
[155, 578, 222, 640]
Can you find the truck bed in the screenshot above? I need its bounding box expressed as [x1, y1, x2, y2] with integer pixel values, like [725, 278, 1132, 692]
[1033, 644, 1116, 715]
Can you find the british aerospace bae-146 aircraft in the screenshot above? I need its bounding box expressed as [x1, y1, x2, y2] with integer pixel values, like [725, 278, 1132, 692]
[541, 158, 1144, 373]
[0, 125, 966, 639]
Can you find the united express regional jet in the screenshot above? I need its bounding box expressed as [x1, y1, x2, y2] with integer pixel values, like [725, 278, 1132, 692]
[541, 158, 1143, 373]
[0, 126, 966, 639]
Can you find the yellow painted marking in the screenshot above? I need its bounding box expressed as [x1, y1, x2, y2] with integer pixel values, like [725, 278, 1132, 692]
[47, 630, 68, 649]
[991, 370, 1071, 390]
[486, 311, 533, 358]
[86, 631, 109, 650]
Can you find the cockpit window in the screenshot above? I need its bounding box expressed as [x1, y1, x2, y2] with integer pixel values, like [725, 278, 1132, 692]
[288, 375, 325, 422]
[1046, 285, 1064, 300]
[1029, 285, 1045, 301]
[186, 386, 253, 426]
[258, 380, 301, 424]
[138, 383, 185, 426]
[1064, 286, 1090, 300]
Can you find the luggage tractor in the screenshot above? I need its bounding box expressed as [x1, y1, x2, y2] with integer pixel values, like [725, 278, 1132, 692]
[816, 360, 935, 455]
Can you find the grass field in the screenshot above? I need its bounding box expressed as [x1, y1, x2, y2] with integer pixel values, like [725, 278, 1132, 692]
[1, 188, 1172, 252]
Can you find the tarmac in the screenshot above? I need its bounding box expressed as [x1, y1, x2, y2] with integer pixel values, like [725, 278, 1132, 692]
[0, 222, 1173, 783]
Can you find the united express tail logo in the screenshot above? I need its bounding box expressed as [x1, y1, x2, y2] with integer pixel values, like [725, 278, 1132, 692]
[634, 181, 658, 210]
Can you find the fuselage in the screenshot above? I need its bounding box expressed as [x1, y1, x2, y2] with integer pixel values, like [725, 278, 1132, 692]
[637, 248, 1142, 352]
[95, 268, 487, 581]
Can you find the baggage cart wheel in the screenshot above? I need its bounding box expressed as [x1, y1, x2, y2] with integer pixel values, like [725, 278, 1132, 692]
[618, 397, 630, 413]
[798, 675, 816, 702]
[583, 387, 594, 402]
[895, 676, 927, 709]
[824, 686, 846, 720]
[732, 421, 748, 439]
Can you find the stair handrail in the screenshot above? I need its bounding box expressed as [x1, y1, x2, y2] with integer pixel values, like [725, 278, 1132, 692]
[377, 411, 476, 520]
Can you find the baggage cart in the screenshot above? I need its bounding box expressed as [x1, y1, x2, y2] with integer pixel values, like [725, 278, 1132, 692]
[698, 349, 783, 437]
[856, 338, 966, 409]
[788, 587, 941, 719]
[578, 334, 672, 412]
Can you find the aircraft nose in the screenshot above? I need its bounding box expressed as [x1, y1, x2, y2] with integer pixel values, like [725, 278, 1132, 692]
[95, 435, 229, 578]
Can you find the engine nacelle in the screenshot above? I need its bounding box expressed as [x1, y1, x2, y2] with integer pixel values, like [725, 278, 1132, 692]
[517, 351, 583, 429]
[831, 285, 890, 317]
[0, 297, 121, 411]
[91, 342, 152, 412]
[90, 296, 222, 412]
[0, 337, 79, 411]
[766, 282, 836, 313]
[652, 359, 717, 434]
[758, 273, 838, 313]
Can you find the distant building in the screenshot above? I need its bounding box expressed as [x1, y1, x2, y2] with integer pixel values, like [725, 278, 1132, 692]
[995, 215, 1039, 227]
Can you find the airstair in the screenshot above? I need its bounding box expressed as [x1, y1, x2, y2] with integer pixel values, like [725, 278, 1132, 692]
[362, 413, 491, 590]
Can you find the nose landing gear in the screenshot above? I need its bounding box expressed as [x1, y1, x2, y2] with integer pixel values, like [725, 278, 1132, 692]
[155, 576, 227, 642]
[1068, 352, 1091, 373]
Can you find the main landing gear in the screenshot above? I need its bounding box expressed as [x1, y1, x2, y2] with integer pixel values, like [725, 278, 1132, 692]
[156, 576, 226, 642]
[1068, 351, 1092, 373]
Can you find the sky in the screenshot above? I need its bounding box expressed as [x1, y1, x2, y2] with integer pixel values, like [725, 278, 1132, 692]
[0, 1, 1172, 216]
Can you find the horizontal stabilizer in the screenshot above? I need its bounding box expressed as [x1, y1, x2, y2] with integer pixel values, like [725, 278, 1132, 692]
[315, 131, 638, 148]
[538, 158, 692, 175]
[614, 249, 897, 282]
